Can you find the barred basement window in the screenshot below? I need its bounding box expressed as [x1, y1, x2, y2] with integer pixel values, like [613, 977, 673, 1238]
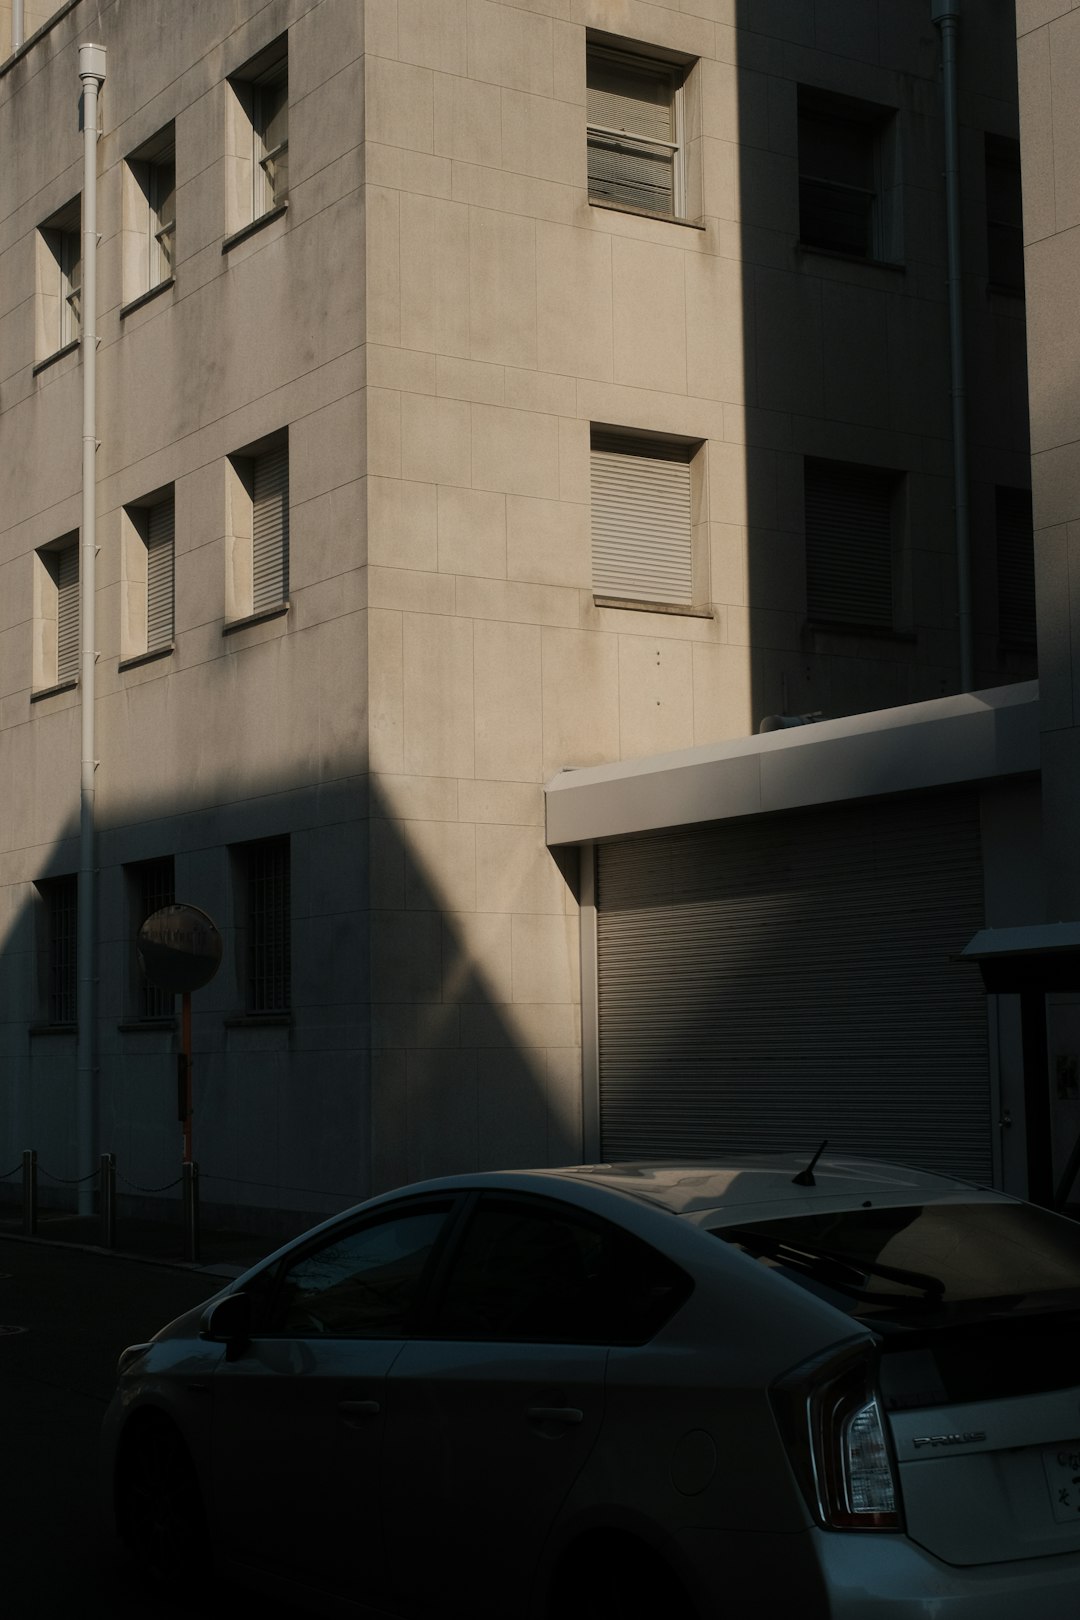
[805, 459, 900, 631]
[798, 87, 900, 262]
[244, 837, 291, 1014]
[587, 45, 684, 218]
[130, 856, 176, 1018]
[591, 432, 694, 606]
[985, 134, 1024, 295]
[38, 875, 77, 1025]
[996, 486, 1035, 650]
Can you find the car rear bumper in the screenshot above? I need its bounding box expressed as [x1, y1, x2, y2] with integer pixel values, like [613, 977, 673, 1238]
[678, 1525, 1080, 1617]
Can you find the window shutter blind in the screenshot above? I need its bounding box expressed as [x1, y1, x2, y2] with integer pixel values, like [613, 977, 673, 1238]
[146, 500, 175, 650]
[996, 487, 1035, 647]
[587, 59, 673, 143]
[252, 445, 289, 612]
[56, 546, 79, 683]
[805, 460, 894, 627]
[586, 55, 676, 214]
[591, 437, 693, 604]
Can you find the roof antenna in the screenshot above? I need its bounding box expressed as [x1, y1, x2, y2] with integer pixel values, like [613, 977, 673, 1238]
[792, 1139, 828, 1187]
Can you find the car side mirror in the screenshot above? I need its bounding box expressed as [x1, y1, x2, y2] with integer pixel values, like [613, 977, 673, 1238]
[201, 1291, 252, 1358]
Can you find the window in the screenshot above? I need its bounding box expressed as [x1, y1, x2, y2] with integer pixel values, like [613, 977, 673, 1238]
[228, 36, 288, 232]
[237, 836, 291, 1014]
[33, 537, 79, 691]
[36, 199, 81, 358]
[591, 430, 697, 606]
[128, 856, 175, 1019]
[265, 1202, 453, 1337]
[432, 1196, 689, 1344]
[804, 459, 900, 631]
[123, 125, 176, 303]
[122, 492, 175, 660]
[985, 134, 1024, 295]
[226, 437, 289, 622]
[798, 87, 899, 262]
[37, 876, 77, 1025]
[587, 44, 684, 217]
[996, 486, 1035, 651]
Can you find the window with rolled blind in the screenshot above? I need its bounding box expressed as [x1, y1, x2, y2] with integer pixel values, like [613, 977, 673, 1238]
[587, 47, 683, 217]
[146, 497, 175, 650]
[591, 433, 694, 606]
[996, 486, 1035, 650]
[252, 444, 289, 612]
[53, 543, 80, 684]
[804, 458, 899, 630]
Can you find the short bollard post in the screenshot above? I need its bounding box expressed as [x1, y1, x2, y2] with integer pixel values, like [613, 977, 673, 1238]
[22, 1149, 37, 1237]
[182, 1159, 200, 1264]
[100, 1153, 116, 1250]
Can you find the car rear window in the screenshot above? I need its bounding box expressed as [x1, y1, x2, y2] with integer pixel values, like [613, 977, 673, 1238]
[713, 1202, 1080, 1324]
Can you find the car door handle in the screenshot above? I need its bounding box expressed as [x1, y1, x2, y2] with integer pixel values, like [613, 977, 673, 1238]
[526, 1406, 584, 1426]
[338, 1399, 381, 1423]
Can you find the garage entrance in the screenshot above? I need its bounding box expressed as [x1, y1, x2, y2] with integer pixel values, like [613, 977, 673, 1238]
[595, 791, 993, 1181]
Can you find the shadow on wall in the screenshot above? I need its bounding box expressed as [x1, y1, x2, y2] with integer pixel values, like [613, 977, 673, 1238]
[735, 0, 1034, 732]
[0, 766, 577, 1238]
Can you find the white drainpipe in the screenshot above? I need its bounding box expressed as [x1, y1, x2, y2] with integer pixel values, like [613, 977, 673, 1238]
[11, 0, 24, 51]
[77, 42, 105, 1215]
[932, 0, 974, 693]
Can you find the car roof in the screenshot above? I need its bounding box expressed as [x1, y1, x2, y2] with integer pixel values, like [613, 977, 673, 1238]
[522, 1154, 1007, 1225]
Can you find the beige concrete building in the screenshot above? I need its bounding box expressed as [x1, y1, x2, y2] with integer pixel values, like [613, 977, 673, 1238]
[0, 0, 1046, 1230]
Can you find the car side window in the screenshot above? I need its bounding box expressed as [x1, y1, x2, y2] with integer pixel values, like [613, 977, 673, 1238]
[267, 1201, 453, 1338]
[431, 1196, 689, 1345]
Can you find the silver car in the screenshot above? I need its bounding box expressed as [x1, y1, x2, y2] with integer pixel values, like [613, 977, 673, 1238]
[101, 1155, 1080, 1617]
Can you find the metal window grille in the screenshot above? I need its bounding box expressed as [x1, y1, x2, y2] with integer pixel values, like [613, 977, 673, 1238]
[591, 434, 693, 605]
[252, 444, 289, 612]
[996, 486, 1036, 649]
[54, 544, 79, 684]
[45, 876, 78, 1025]
[805, 460, 896, 629]
[798, 101, 879, 258]
[136, 857, 176, 1018]
[985, 135, 1024, 294]
[146, 498, 175, 650]
[247, 838, 291, 1013]
[587, 49, 679, 216]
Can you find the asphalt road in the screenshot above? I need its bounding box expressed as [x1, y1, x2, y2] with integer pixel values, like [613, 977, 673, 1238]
[0, 1234, 306, 1619]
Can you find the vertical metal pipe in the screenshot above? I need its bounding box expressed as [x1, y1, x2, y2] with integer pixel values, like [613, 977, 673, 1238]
[182, 1160, 200, 1264]
[11, 0, 24, 51]
[578, 844, 600, 1161]
[22, 1149, 37, 1236]
[932, 1, 974, 692]
[77, 44, 106, 1217]
[99, 1152, 116, 1248]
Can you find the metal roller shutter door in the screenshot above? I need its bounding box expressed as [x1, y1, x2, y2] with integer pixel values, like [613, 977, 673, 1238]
[596, 792, 992, 1181]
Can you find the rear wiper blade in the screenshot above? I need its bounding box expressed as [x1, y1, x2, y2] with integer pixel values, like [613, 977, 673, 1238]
[724, 1228, 946, 1299]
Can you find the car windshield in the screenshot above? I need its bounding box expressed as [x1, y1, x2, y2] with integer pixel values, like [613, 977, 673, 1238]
[712, 1201, 1080, 1324]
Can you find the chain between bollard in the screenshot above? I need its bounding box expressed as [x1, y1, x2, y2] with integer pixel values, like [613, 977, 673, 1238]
[36, 1165, 100, 1185]
[115, 1171, 184, 1195]
[0, 1163, 22, 1182]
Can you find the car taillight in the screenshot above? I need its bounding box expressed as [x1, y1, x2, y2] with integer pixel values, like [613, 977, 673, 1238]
[771, 1346, 904, 1532]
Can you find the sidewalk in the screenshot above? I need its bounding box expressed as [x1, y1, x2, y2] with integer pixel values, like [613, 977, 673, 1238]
[0, 1204, 283, 1275]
